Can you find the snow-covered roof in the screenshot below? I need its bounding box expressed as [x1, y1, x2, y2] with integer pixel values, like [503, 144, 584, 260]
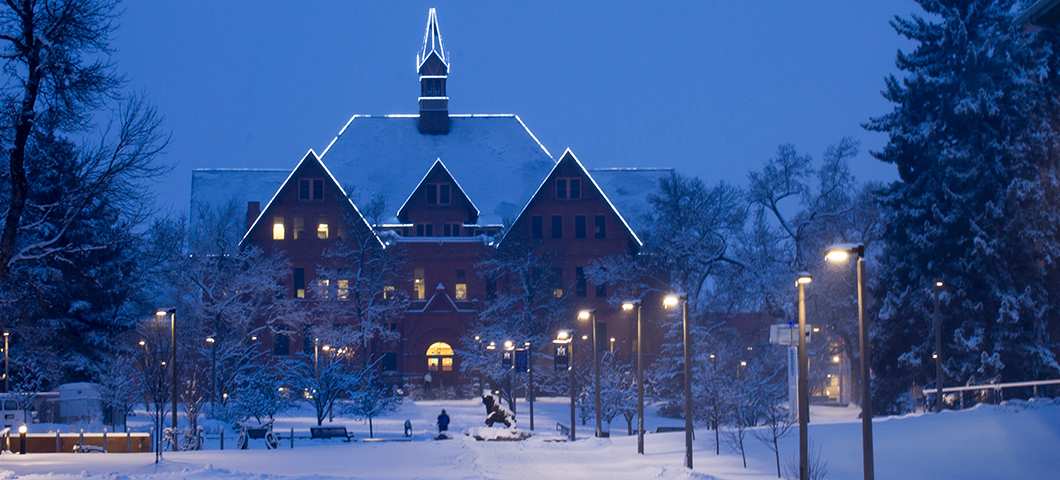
[588, 167, 672, 239]
[320, 115, 554, 226]
[189, 168, 289, 228]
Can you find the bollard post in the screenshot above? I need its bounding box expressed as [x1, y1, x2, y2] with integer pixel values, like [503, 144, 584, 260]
[19, 424, 26, 454]
[290, 428, 294, 449]
[56, 431, 60, 453]
[220, 429, 224, 450]
[127, 430, 131, 453]
[103, 430, 108, 453]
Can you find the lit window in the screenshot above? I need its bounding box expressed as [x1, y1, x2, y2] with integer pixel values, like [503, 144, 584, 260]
[442, 357, 453, 372]
[456, 283, 467, 300]
[414, 269, 425, 300]
[317, 217, 329, 239]
[338, 279, 349, 300]
[383, 285, 395, 299]
[317, 279, 330, 299]
[272, 217, 285, 240]
[553, 288, 563, 298]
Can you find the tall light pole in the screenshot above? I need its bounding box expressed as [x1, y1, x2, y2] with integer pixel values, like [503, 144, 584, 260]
[554, 331, 575, 441]
[663, 294, 692, 470]
[578, 309, 602, 437]
[825, 243, 874, 480]
[525, 340, 534, 431]
[505, 340, 516, 416]
[3, 331, 8, 393]
[156, 307, 177, 435]
[622, 300, 644, 454]
[206, 337, 217, 409]
[796, 272, 813, 480]
[934, 280, 944, 413]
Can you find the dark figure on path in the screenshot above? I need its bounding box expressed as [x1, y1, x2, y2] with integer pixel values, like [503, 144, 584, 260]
[404, 419, 412, 437]
[437, 410, 450, 433]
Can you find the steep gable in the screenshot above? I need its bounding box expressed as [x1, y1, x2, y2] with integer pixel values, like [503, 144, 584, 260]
[500, 148, 642, 251]
[241, 150, 380, 248]
[396, 158, 479, 225]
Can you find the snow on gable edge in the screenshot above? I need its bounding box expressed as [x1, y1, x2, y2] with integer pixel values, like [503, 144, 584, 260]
[496, 148, 643, 249]
[240, 149, 382, 249]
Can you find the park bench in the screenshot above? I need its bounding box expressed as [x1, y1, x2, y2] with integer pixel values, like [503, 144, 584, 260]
[310, 426, 354, 442]
[656, 426, 685, 433]
[556, 422, 570, 436]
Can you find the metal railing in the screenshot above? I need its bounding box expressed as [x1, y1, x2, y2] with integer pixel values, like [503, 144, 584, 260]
[922, 379, 1060, 408]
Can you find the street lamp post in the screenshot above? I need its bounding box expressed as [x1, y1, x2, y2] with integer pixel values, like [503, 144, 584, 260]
[206, 337, 217, 408]
[825, 243, 874, 480]
[578, 309, 603, 438]
[663, 294, 692, 470]
[3, 331, 8, 393]
[553, 331, 575, 441]
[504, 340, 516, 416]
[622, 300, 644, 454]
[156, 308, 177, 436]
[934, 281, 944, 413]
[526, 340, 534, 431]
[796, 272, 813, 480]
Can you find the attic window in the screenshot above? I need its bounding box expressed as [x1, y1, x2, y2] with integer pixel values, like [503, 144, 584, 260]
[426, 183, 451, 205]
[299, 179, 325, 201]
[557, 178, 581, 200]
[273, 217, 285, 240]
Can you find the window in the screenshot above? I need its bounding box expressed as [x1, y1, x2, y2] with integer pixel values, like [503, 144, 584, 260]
[381, 352, 397, 372]
[576, 267, 587, 297]
[531, 216, 543, 240]
[443, 223, 460, 236]
[557, 178, 581, 200]
[575, 215, 587, 239]
[595, 215, 606, 239]
[294, 268, 305, 299]
[337, 279, 349, 300]
[299, 179, 324, 200]
[294, 216, 304, 239]
[425, 183, 451, 205]
[456, 270, 467, 299]
[416, 224, 434, 237]
[272, 217, 285, 240]
[426, 342, 454, 372]
[273, 331, 289, 356]
[316, 279, 330, 299]
[317, 217, 329, 239]
[414, 269, 425, 300]
[551, 215, 562, 239]
[383, 285, 395, 299]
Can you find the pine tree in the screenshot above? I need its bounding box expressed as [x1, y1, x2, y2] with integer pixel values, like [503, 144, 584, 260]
[866, 0, 1060, 411]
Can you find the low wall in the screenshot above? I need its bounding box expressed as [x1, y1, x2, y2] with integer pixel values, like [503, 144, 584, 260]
[5, 432, 151, 453]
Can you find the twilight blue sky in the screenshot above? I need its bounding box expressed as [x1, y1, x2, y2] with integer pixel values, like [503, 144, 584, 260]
[111, 1, 919, 213]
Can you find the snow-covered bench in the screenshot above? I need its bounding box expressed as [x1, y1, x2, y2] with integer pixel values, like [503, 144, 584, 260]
[310, 426, 354, 442]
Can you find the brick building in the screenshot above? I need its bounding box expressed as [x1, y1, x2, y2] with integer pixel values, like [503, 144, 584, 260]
[190, 9, 672, 391]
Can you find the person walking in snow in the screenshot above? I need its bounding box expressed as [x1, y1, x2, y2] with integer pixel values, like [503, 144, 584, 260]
[437, 409, 450, 433]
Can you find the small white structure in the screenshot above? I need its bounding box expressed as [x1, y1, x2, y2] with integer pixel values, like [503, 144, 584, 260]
[54, 382, 102, 423]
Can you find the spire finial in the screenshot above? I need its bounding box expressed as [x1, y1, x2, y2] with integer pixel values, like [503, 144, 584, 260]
[418, 8, 448, 71]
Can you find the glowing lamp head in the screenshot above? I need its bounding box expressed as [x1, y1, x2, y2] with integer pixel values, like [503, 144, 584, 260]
[622, 302, 634, 311]
[487, 342, 496, 350]
[825, 250, 850, 263]
[932, 353, 938, 359]
[504, 340, 513, 349]
[936, 281, 944, 288]
[797, 272, 813, 285]
[709, 354, 715, 359]
[251, 336, 258, 341]
[663, 295, 680, 309]
[322, 345, 330, 351]
[740, 361, 747, 366]
[557, 331, 569, 341]
[19, 424, 27, 434]
[832, 356, 840, 363]
[138, 340, 145, 346]
[155, 310, 166, 317]
[578, 310, 592, 320]
[206, 337, 215, 343]
[582, 335, 589, 340]
[474, 336, 480, 341]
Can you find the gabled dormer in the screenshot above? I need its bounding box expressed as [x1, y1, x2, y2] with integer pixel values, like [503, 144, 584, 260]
[417, 8, 450, 135]
[241, 149, 379, 249]
[398, 159, 479, 237]
[500, 149, 643, 253]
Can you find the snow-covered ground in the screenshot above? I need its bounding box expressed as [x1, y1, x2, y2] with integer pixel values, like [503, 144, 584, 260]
[1, 397, 1058, 480]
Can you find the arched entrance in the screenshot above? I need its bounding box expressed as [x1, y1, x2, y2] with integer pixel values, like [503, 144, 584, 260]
[426, 342, 455, 388]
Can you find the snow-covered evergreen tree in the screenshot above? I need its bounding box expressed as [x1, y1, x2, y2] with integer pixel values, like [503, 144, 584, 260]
[866, 0, 1060, 411]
